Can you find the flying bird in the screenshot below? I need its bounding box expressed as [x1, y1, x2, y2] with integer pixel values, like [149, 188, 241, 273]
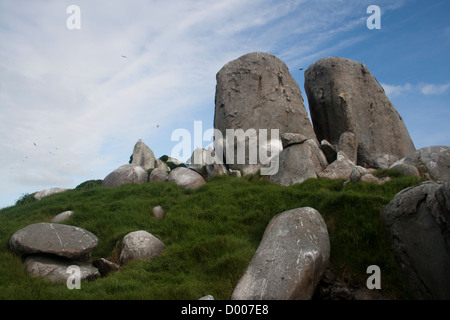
[121, 55, 127, 58]
[299, 68, 304, 71]
[33, 143, 37, 147]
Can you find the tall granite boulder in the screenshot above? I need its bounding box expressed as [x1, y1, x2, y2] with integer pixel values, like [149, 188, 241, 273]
[305, 57, 415, 168]
[214, 52, 317, 175]
[131, 140, 156, 171]
[382, 181, 450, 299]
[102, 164, 149, 187]
[231, 207, 330, 300]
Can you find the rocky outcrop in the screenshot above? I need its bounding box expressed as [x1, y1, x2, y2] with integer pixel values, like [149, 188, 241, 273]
[34, 187, 69, 200]
[231, 207, 330, 300]
[382, 181, 450, 299]
[10, 223, 98, 260]
[390, 146, 450, 180]
[168, 167, 206, 189]
[318, 151, 355, 180]
[131, 140, 156, 171]
[270, 139, 328, 186]
[305, 56, 416, 168]
[102, 164, 149, 187]
[214, 52, 317, 175]
[120, 230, 166, 265]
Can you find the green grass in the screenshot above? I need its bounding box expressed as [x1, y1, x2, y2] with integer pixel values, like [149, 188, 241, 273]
[0, 172, 423, 299]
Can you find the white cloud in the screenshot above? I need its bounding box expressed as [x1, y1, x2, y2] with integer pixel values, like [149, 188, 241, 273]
[380, 83, 413, 97]
[420, 83, 450, 95]
[381, 82, 450, 97]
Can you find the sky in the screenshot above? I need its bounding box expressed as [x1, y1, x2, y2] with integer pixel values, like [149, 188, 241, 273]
[0, 0, 449, 209]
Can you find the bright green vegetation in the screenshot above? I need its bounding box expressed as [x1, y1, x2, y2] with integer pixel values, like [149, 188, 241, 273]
[0, 172, 423, 299]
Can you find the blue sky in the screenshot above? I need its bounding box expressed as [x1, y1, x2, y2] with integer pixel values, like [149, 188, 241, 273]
[0, 0, 449, 209]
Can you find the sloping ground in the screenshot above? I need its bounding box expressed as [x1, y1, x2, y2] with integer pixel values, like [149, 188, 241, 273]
[0, 173, 422, 299]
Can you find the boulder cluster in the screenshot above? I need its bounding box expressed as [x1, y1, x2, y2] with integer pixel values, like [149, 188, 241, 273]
[12, 52, 450, 299]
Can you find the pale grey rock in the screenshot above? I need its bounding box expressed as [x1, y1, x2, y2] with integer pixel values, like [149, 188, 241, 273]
[231, 207, 330, 300]
[102, 164, 149, 188]
[270, 140, 327, 186]
[155, 158, 170, 172]
[305, 57, 415, 168]
[318, 151, 355, 180]
[350, 166, 370, 183]
[131, 140, 156, 171]
[205, 149, 228, 178]
[51, 210, 74, 223]
[382, 181, 450, 299]
[188, 148, 208, 169]
[10, 223, 98, 260]
[24, 255, 100, 284]
[214, 52, 317, 174]
[198, 295, 215, 300]
[281, 133, 307, 148]
[168, 167, 206, 189]
[338, 132, 358, 164]
[389, 163, 421, 177]
[34, 188, 69, 200]
[149, 168, 169, 182]
[120, 230, 166, 265]
[152, 206, 164, 221]
[391, 146, 450, 180]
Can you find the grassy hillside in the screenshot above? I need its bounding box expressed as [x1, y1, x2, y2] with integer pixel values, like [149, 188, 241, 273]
[0, 172, 423, 299]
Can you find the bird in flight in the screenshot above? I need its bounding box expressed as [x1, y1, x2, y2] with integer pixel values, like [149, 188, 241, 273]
[121, 55, 127, 58]
[299, 68, 304, 71]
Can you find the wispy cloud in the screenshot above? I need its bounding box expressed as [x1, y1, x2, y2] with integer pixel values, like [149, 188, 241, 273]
[381, 82, 450, 97]
[420, 83, 450, 95]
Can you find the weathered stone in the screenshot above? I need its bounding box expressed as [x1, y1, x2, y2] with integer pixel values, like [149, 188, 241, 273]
[350, 166, 370, 183]
[382, 181, 450, 299]
[305, 57, 416, 168]
[270, 140, 327, 186]
[24, 255, 100, 283]
[10, 223, 98, 260]
[93, 258, 120, 277]
[338, 132, 358, 164]
[131, 140, 156, 171]
[34, 188, 69, 200]
[198, 295, 215, 300]
[168, 167, 206, 189]
[390, 146, 450, 181]
[320, 140, 337, 164]
[155, 158, 170, 172]
[51, 210, 74, 223]
[102, 164, 149, 187]
[188, 148, 208, 169]
[281, 133, 307, 148]
[149, 168, 169, 182]
[389, 163, 421, 178]
[214, 52, 317, 174]
[360, 173, 382, 184]
[120, 230, 166, 265]
[231, 207, 330, 300]
[205, 149, 228, 178]
[318, 151, 355, 180]
[152, 206, 164, 220]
